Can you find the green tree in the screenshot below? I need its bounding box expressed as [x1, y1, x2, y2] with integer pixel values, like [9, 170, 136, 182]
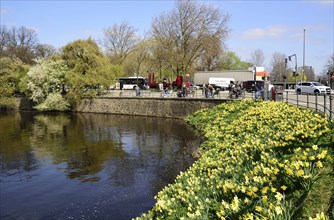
[0, 57, 29, 108]
[287, 69, 304, 82]
[62, 39, 116, 88]
[219, 51, 248, 70]
[27, 58, 69, 111]
[61, 39, 123, 106]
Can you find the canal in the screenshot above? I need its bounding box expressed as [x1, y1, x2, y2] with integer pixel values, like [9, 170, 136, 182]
[0, 111, 200, 219]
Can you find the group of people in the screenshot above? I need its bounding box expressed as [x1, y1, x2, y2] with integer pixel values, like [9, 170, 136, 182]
[176, 85, 197, 98]
[138, 80, 265, 99]
[202, 84, 219, 98]
[227, 81, 265, 99]
[162, 87, 173, 97]
[228, 81, 244, 99]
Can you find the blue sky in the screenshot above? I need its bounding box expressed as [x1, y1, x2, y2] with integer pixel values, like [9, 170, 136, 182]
[1, 0, 333, 74]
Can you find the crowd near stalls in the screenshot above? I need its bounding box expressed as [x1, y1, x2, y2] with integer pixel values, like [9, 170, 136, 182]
[114, 67, 282, 100]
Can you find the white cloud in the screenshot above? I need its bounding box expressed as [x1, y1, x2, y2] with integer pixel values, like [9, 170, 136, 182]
[242, 25, 289, 40]
[29, 27, 41, 33]
[242, 28, 266, 39]
[242, 24, 332, 44]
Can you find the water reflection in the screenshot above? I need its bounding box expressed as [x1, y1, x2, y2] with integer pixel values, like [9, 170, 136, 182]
[0, 111, 199, 219]
[0, 112, 40, 179]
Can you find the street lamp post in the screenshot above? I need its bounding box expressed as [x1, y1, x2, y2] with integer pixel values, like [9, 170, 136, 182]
[253, 66, 256, 99]
[302, 28, 306, 82]
[288, 54, 298, 88]
[284, 58, 288, 90]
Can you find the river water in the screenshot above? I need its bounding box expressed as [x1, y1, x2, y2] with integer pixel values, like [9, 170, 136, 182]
[0, 111, 200, 220]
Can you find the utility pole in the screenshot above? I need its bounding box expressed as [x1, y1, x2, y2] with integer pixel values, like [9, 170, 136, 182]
[284, 58, 288, 90]
[302, 28, 306, 81]
[253, 66, 256, 99]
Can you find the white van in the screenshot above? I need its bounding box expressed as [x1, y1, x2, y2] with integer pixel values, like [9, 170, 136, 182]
[208, 77, 235, 90]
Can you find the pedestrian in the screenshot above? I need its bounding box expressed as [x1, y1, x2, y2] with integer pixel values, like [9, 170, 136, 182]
[208, 84, 214, 98]
[159, 82, 164, 97]
[135, 85, 140, 97]
[260, 85, 265, 100]
[204, 84, 209, 98]
[254, 83, 260, 99]
[182, 85, 187, 97]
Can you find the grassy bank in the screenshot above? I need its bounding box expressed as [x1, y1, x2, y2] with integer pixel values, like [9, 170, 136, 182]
[135, 100, 333, 220]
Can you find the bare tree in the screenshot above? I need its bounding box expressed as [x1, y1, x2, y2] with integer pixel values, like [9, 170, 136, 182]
[0, 25, 10, 57]
[325, 53, 334, 72]
[270, 52, 286, 82]
[35, 44, 56, 59]
[133, 39, 152, 75]
[303, 66, 314, 81]
[124, 38, 152, 76]
[319, 53, 334, 85]
[151, 0, 230, 76]
[1, 25, 39, 64]
[101, 22, 140, 65]
[196, 35, 223, 71]
[250, 49, 265, 66]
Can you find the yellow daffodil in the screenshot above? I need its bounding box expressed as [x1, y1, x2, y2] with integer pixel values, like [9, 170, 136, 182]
[296, 169, 305, 177]
[281, 185, 288, 191]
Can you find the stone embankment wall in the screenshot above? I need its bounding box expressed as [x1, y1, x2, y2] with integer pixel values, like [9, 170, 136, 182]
[13, 97, 227, 118]
[75, 97, 227, 118]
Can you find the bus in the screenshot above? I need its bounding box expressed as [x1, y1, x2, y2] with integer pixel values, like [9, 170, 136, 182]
[118, 76, 149, 90]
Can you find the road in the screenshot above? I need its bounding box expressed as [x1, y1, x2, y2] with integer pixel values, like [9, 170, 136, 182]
[280, 91, 333, 119]
[102, 89, 333, 119]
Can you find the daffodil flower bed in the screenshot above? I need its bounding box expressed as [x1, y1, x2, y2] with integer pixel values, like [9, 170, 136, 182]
[135, 100, 333, 220]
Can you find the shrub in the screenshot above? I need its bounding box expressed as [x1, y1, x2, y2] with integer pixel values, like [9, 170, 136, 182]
[35, 93, 70, 111]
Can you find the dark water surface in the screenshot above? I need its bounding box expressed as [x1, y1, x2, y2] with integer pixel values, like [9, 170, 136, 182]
[0, 111, 200, 220]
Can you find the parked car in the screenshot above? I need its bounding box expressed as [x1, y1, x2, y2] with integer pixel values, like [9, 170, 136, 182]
[295, 82, 331, 95]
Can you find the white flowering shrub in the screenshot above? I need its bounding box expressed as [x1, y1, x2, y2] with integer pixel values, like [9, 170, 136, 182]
[27, 59, 69, 111]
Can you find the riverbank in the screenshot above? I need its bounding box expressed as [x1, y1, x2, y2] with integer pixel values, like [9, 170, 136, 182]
[135, 100, 334, 219]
